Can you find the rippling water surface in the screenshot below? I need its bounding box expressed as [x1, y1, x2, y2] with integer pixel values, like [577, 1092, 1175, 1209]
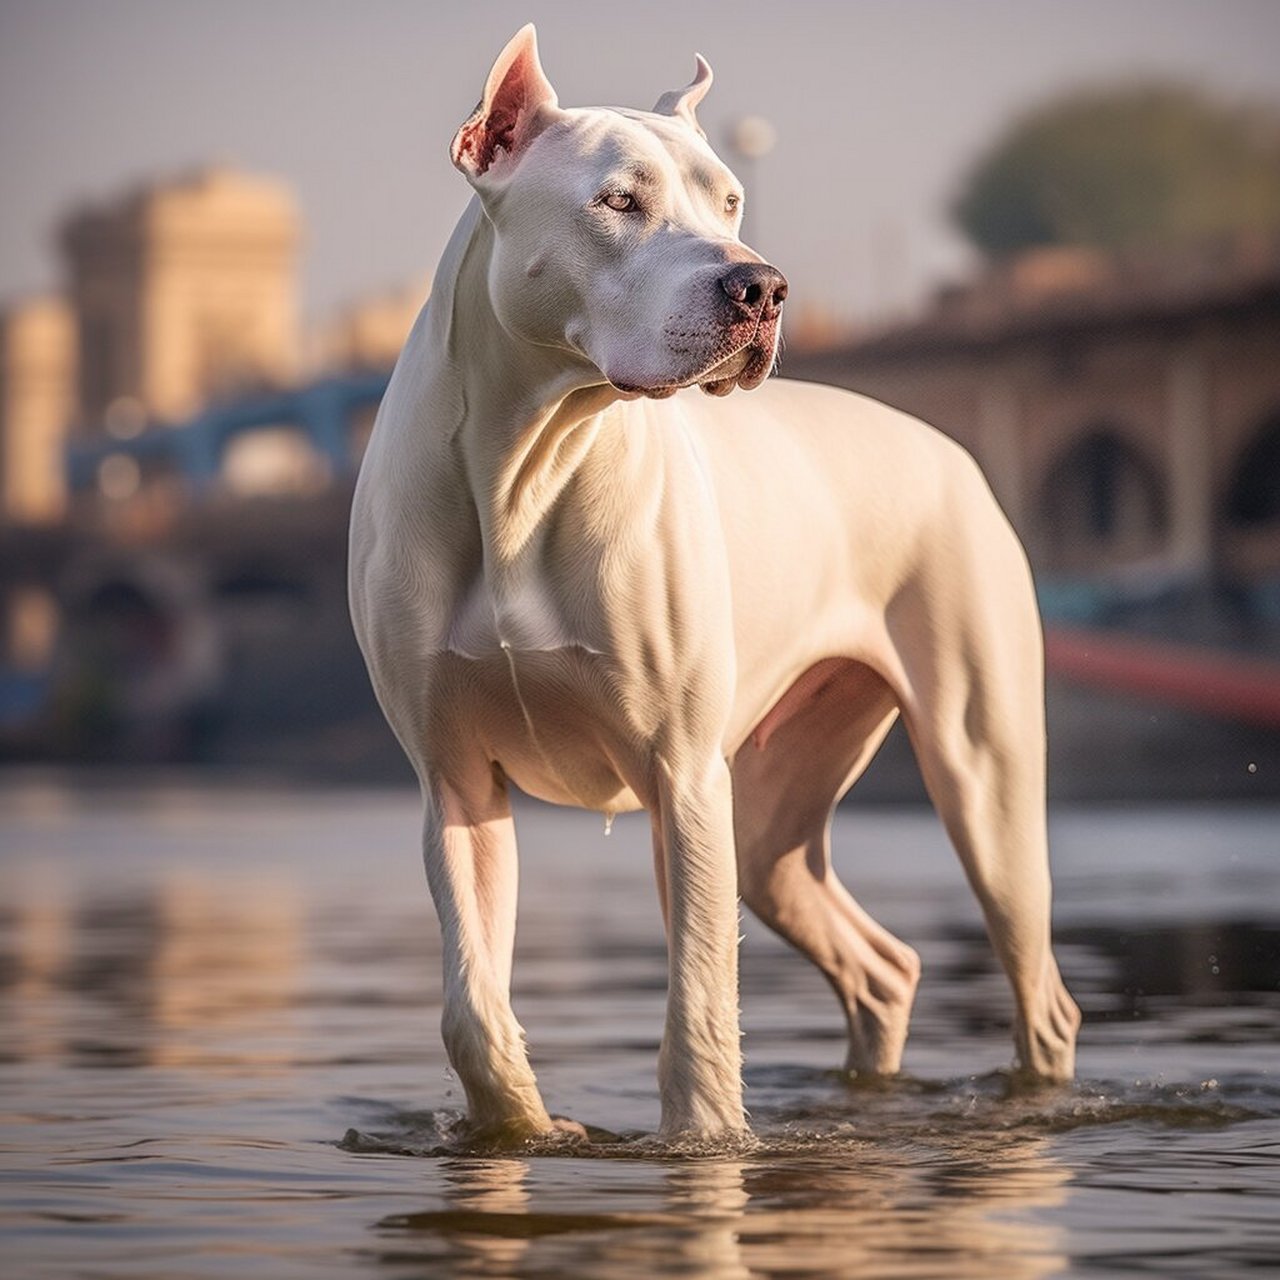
[1, 779, 1278, 1278]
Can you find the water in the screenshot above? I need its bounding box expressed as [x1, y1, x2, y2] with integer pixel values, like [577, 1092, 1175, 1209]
[1, 779, 1277, 1278]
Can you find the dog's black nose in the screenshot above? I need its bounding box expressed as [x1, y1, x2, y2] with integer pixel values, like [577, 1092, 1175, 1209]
[720, 263, 788, 316]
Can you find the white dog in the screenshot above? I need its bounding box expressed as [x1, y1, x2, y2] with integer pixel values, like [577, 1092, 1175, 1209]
[349, 25, 1080, 1143]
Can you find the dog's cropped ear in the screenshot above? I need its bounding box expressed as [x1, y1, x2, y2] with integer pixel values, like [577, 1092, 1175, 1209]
[451, 25, 560, 182]
[653, 55, 713, 137]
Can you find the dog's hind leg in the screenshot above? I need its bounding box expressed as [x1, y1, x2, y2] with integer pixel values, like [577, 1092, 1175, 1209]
[886, 510, 1081, 1082]
[733, 660, 921, 1076]
[421, 769, 554, 1141]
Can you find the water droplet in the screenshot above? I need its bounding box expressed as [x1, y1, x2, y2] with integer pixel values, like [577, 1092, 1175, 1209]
[603, 812, 615, 837]
[1247, 762, 1258, 774]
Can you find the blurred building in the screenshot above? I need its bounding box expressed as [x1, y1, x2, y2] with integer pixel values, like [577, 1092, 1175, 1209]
[0, 166, 318, 712]
[310, 279, 426, 459]
[313, 278, 427, 373]
[787, 239, 1280, 613]
[0, 295, 76, 525]
[61, 167, 302, 432]
[0, 297, 76, 679]
[0, 166, 308, 529]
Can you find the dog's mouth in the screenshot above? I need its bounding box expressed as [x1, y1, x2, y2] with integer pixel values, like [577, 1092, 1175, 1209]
[609, 318, 781, 401]
[695, 341, 775, 398]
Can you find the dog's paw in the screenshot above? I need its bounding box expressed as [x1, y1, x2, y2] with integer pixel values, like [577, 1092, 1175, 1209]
[548, 1115, 589, 1142]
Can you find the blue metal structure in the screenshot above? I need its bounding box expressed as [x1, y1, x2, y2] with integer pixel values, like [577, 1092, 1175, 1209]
[66, 371, 391, 494]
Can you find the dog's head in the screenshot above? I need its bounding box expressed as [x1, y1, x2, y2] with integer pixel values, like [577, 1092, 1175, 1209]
[450, 25, 787, 399]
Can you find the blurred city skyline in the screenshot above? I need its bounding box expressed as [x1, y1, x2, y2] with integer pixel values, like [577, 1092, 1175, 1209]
[3, 0, 1280, 327]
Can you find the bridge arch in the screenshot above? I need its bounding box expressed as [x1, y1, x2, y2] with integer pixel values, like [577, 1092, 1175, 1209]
[1221, 410, 1280, 613]
[1225, 411, 1280, 529]
[55, 553, 222, 755]
[1037, 425, 1169, 572]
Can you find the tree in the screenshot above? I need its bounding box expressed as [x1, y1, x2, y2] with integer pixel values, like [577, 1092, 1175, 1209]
[953, 82, 1280, 258]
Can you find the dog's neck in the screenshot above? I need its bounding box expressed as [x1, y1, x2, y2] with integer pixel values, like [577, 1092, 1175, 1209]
[411, 198, 625, 564]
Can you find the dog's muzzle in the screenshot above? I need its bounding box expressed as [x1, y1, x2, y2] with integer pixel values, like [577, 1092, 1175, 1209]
[697, 262, 788, 397]
[608, 260, 789, 401]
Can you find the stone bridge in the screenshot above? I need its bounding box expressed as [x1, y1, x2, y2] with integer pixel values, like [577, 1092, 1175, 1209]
[786, 246, 1280, 622]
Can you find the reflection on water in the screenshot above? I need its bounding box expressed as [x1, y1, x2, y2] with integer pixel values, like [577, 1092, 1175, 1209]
[1062, 919, 1280, 1006]
[364, 1110, 1073, 1280]
[5, 861, 303, 1074]
[371, 1140, 1069, 1280]
[1, 782, 1278, 1277]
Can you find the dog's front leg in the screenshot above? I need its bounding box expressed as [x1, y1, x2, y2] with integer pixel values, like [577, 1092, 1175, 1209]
[654, 757, 747, 1141]
[422, 773, 553, 1143]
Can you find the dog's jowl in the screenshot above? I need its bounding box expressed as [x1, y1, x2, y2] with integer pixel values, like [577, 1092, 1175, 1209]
[349, 25, 1080, 1144]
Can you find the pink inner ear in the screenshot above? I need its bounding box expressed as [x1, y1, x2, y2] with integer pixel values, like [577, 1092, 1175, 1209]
[456, 50, 540, 176]
[455, 102, 521, 175]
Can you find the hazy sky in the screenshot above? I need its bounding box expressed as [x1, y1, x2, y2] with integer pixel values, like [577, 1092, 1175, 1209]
[2, 0, 1279, 326]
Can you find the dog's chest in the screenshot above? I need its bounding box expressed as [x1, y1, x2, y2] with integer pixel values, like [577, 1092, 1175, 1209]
[428, 641, 641, 813]
[430, 564, 642, 812]
[444, 560, 598, 660]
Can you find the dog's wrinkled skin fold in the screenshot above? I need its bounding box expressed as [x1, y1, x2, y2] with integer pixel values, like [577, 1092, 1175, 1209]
[349, 25, 1080, 1144]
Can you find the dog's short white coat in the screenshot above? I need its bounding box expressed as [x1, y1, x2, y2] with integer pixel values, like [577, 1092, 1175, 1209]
[349, 25, 1080, 1142]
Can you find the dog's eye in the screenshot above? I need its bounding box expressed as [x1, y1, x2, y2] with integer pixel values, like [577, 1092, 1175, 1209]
[725, 193, 741, 215]
[601, 191, 639, 213]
